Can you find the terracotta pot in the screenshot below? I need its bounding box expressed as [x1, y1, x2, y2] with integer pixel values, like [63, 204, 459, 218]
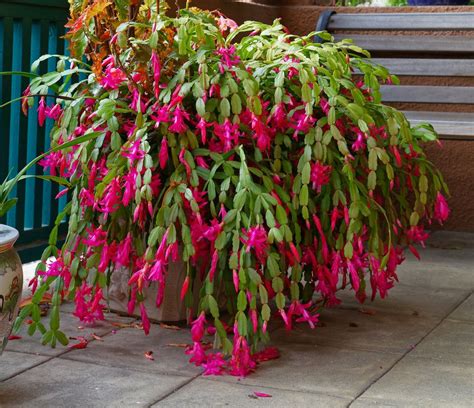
[0, 225, 23, 356]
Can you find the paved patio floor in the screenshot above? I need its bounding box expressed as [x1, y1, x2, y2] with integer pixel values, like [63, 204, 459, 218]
[1, 231, 473, 407]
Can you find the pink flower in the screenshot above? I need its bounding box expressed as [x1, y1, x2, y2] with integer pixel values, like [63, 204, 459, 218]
[38, 97, 46, 126]
[100, 177, 121, 213]
[208, 249, 219, 282]
[279, 309, 290, 330]
[186, 342, 207, 366]
[45, 103, 62, 120]
[232, 269, 239, 292]
[122, 140, 145, 163]
[22, 85, 31, 115]
[140, 303, 151, 335]
[73, 283, 105, 324]
[330, 207, 340, 231]
[251, 114, 273, 152]
[347, 260, 360, 292]
[98, 242, 115, 272]
[159, 137, 168, 169]
[169, 85, 184, 107]
[241, 226, 268, 263]
[83, 227, 107, 247]
[39, 151, 62, 176]
[287, 301, 319, 329]
[250, 309, 258, 333]
[202, 353, 226, 376]
[196, 117, 210, 144]
[406, 225, 429, 248]
[179, 148, 192, 178]
[129, 89, 147, 112]
[272, 104, 288, 130]
[434, 193, 450, 224]
[252, 347, 280, 363]
[151, 105, 169, 127]
[217, 15, 238, 33]
[195, 156, 209, 169]
[133, 201, 148, 227]
[180, 276, 190, 301]
[122, 168, 138, 206]
[116, 234, 133, 267]
[352, 129, 366, 152]
[128, 260, 150, 292]
[209, 84, 220, 98]
[191, 312, 207, 342]
[292, 111, 314, 136]
[100, 59, 127, 90]
[213, 119, 240, 152]
[151, 51, 161, 98]
[215, 45, 240, 73]
[168, 107, 189, 133]
[310, 161, 332, 190]
[40, 257, 72, 290]
[229, 335, 256, 377]
[369, 255, 396, 300]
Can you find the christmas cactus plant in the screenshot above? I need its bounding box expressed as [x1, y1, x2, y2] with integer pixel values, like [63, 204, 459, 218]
[15, 0, 449, 376]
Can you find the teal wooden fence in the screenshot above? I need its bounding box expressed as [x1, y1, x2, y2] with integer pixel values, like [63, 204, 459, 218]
[0, 0, 69, 262]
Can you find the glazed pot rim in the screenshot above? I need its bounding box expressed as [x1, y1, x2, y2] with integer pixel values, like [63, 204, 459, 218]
[0, 224, 19, 254]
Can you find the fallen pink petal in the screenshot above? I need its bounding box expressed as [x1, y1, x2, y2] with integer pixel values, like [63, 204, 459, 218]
[254, 392, 272, 398]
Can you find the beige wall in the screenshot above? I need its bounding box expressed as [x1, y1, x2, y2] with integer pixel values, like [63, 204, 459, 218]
[190, 1, 474, 231]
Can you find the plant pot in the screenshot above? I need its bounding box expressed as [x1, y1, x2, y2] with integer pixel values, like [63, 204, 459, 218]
[0, 225, 23, 355]
[407, 0, 469, 5]
[106, 258, 196, 322]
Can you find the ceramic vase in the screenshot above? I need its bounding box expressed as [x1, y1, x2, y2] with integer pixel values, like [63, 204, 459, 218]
[0, 225, 23, 356]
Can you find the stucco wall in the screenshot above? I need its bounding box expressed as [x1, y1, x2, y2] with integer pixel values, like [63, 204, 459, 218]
[190, 1, 474, 231]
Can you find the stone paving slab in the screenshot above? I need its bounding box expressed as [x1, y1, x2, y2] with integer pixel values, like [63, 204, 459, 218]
[207, 343, 399, 399]
[448, 293, 474, 322]
[336, 283, 468, 319]
[0, 358, 190, 407]
[272, 306, 439, 354]
[351, 356, 474, 408]
[409, 319, 474, 365]
[406, 247, 474, 269]
[1, 231, 472, 407]
[0, 351, 50, 382]
[154, 377, 351, 408]
[60, 325, 201, 377]
[5, 311, 136, 357]
[392, 232, 474, 292]
[395, 259, 474, 291]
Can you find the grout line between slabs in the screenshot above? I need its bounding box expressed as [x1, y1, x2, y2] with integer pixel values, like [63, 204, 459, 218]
[0, 326, 125, 383]
[346, 290, 473, 408]
[146, 373, 203, 407]
[200, 376, 352, 402]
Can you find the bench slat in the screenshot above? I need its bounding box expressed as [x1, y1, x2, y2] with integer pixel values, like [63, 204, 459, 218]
[335, 34, 474, 54]
[403, 111, 474, 140]
[381, 86, 474, 104]
[372, 58, 474, 77]
[329, 13, 474, 31]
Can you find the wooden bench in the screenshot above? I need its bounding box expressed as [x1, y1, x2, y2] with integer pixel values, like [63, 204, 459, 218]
[315, 11, 474, 140]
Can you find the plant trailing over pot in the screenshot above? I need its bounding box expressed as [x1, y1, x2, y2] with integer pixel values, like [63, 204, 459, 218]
[14, 0, 449, 376]
[0, 126, 99, 355]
